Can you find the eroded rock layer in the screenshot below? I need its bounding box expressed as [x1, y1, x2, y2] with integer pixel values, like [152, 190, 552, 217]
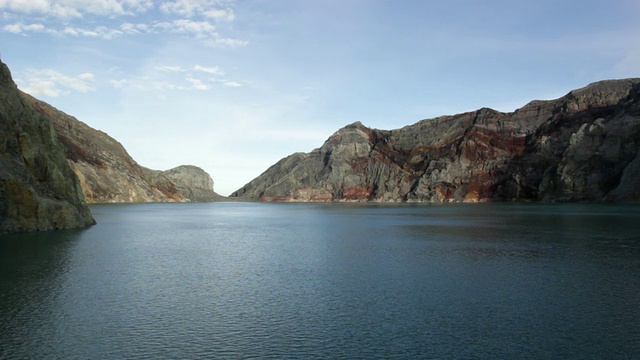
[20, 94, 223, 203]
[232, 79, 640, 203]
[0, 60, 95, 233]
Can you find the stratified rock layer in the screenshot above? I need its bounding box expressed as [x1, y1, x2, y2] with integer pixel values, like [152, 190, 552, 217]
[20, 94, 223, 203]
[232, 79, 640, 203]
[0, 60, 95, 233]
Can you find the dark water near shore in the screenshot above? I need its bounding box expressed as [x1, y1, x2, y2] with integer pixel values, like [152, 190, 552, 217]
[1, 202, 640, 359]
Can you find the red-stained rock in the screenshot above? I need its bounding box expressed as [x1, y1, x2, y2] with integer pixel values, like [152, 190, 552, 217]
[19, 91, 223, 204]
[232, 79, 640, 203]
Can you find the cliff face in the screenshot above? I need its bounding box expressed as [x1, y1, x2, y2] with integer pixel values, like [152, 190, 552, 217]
[20, 94, 222, 203]
[232, 79, 640, 203]
[0, 60, 95, 233]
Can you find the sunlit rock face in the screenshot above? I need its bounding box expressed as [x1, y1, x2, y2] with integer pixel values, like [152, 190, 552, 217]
[0, 60, 95, 233]
[20, 92, 223, 204]
[232, 79, 640, 203]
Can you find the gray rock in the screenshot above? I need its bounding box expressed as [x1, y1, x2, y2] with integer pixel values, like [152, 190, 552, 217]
[0, 60, 95, 233]
[232, 79, 640, 203]
[21, 93, 223, 203]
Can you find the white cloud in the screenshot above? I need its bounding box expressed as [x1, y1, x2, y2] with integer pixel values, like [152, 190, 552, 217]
[156, 65, 185, 72]
[1, 1, 246, 47]
[120, 62, 243, 93]
[187, 77, 210, 90]
[120, 22, 152, 34]
[3, 22, 123, 38]
[166, 19, 215, 37]
[62, 25, 122, 39]
[160, 0, 235, 20]
[19, 69, 96, 97]
[204, 8, 234, 21]
[0, 0, 153, 18]
[2, 19, 246, 46]
[207, 36, 248, 47]
[194, 64, 224, 75]
[150, 78, 210, 91]
[2, 22, 48, 34]
[0, 0, 49, 13]
[154, 20, 247, 47]
[159, 0, 199, 17]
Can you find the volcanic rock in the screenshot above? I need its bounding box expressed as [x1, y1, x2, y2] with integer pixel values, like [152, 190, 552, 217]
[232, 79, 640, 203]
[20, 93, 223, 203]
[0, 60, 95, 233]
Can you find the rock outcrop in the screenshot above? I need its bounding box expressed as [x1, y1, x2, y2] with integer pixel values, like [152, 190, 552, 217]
[0, 60, 95, 233]
[232, 79, 640, 203]
[20, 93, 223, 203]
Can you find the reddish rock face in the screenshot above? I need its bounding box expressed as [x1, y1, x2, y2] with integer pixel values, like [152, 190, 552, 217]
[343, 186, 372, 200]
[232, 79, 640, 203]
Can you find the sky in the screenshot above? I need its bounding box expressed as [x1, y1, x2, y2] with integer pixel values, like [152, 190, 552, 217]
[1, 0, 639, 196]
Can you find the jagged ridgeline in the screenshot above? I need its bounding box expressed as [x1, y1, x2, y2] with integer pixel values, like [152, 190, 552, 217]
[232, 79, 640, 202]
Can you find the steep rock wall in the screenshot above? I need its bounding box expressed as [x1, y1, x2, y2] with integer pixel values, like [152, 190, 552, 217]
[0, 60, 95, 233]
[232, 79, 640, 203]
[21, 94, 223, 203]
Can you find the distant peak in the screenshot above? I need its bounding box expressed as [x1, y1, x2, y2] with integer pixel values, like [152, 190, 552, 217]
[347, 120, 365, 127]
[567, 78, 640, 98]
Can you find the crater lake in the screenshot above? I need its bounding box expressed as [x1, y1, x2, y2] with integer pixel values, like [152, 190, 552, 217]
[1, 202, 639, 358]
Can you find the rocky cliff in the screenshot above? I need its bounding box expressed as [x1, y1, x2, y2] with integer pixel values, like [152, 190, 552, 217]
[0, 60, 95, 233]
[20, 93, 223, 203]
[232, 79, 640, 203]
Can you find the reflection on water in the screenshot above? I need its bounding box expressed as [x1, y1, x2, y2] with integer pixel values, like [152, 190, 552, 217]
[1, 203, 639, 359]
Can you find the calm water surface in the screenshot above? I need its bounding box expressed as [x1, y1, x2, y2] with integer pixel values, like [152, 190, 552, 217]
[1, 202, 639, 359]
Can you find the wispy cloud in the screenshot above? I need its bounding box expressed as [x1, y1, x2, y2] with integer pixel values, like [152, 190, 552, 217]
[194, 64, 224, 75]
[204, 8, 235, 22]
[109, 63, 242, 92]
[4, 22, 125, 38]
[206, 37, 247, 48]
[160, 0, 234, 20]
[187, 77, 210, 91]
[18, 69, 96, 97]
[109, 79, 128, 88]
[0, 0, 153, 18]
[3, 22, 49, 34]
[2, 19, 246, 45]
[223, 81, 241, 88]
[155, 19, 215, 38]
[156, 65, 185, 72]
[120, 22, 153, 35]
[0, 0, 247, 47]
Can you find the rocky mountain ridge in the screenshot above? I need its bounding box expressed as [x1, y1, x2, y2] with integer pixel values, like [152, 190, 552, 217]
[0, 60, 95, 233]
[21, 92, 223, 203]
[232, 78, 640, 203]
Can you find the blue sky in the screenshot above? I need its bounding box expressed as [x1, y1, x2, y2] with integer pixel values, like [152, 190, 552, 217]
[1, 0, 639, 195]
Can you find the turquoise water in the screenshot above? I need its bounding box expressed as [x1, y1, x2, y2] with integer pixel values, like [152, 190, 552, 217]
[1, 203, 639, 358]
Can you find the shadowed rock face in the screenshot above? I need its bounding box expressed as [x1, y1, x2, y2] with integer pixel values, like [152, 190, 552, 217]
[0, 60, 95, 233]
[20, 93, 223, 203]
[232, 79, 640, 203]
